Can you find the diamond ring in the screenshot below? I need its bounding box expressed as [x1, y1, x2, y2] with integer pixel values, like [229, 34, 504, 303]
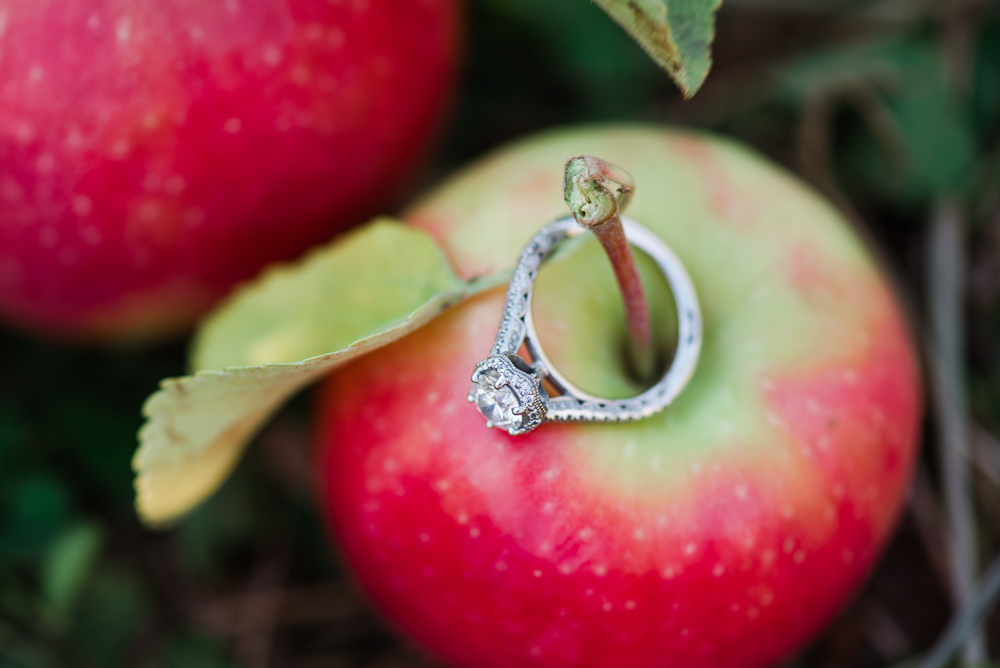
[468, 215, 702, 435]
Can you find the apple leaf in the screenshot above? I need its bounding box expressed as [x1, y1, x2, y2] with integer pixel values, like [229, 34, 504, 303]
[592, 0, 722, 98]
[133, 219, 503, 526]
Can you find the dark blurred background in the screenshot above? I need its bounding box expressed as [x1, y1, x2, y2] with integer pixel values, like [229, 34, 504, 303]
[1, 0, 999, 666]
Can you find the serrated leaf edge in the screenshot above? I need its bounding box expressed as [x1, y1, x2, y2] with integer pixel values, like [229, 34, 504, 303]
[593, 0, 722, 98]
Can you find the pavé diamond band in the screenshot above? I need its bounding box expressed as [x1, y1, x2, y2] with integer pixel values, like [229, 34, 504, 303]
[468, 215, 703, 435]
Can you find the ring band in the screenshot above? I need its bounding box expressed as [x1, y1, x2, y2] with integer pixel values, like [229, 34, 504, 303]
[468, 215, 702, 435]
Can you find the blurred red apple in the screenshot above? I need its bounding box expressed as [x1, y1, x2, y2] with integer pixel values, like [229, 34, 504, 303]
[316, 126, 922, 668]
[0, 0, 458, 340]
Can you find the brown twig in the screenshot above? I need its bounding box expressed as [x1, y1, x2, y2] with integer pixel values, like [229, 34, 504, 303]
[196, 582, 363, 634]
[917, 552, 1000, 668]
[233, 547, 290, 667]
[927, 199, 987, 665]
[563, 156, 654, 381]
[971, 423, 1000, 490]
[926, 0, 991, 660]
[862, 603, 913, 662]
[796, 78, 908, 226]
[910, 466, 955, 599]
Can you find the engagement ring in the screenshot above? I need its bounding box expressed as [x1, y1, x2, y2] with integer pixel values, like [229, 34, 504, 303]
[468, 215, 702, 435]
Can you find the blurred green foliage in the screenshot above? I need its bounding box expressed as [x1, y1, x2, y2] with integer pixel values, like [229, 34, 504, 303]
[0, 1, 998, 666]
[775, 32, 987, 206]
[0, 334, 170, 666]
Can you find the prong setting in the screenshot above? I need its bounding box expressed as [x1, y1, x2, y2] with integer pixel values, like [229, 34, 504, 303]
[469, 354, 548, 435]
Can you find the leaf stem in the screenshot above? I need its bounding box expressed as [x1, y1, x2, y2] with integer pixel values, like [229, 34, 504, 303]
[563, 156, 655, 381]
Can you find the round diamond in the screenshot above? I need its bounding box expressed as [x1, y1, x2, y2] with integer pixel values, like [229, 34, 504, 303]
[473, 368, 523, 430]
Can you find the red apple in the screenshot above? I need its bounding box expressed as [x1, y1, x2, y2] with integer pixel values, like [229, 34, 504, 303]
[0, 0, 458, 340]
[316, 126, 921, 668]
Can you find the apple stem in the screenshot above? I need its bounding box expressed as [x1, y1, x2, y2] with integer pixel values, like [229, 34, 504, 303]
[563, 156, 655, 381]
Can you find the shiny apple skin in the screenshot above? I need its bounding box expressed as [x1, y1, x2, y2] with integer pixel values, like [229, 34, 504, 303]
[0, 0, 458, 340]
[316, 126, 922, 668]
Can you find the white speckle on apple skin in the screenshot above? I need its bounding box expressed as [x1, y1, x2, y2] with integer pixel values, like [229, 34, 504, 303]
[115, 18, 130, 42]
[14, 123, 33, 143]
[263, 46, 281, 65]
[137, 202, 161, 223]
[0, 258, 20, 287]
[81, 227, 101, 246]
[35, 153, 56, 174]
[182, 207, 205, 228]
[38, 227, 57, 248]
[164, 176, 186, 195]
[58, 248, 79, 267]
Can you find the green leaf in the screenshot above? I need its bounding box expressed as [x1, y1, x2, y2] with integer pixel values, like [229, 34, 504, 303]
[0, 476, 72, 561]
[40, 521, 103, 627]
[592, 0, 723, 98]
[71, 565, 150, 667]
[133, 219, 503, 525]
[473, 0, 665, 116]
[777, 37, 977, 203]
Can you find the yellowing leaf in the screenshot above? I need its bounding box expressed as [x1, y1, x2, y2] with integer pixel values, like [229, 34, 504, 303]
[593, 0, 722, 98]
[133, 219, 502, 526]
[191, 218, 476, 371]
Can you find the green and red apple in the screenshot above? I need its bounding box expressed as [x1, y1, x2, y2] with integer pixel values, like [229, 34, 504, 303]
[0, 0, 458, 340]
[315, 126, 922, 668]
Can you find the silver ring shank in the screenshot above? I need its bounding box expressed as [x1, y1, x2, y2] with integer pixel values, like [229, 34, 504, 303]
[490, 216, 702, 424]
